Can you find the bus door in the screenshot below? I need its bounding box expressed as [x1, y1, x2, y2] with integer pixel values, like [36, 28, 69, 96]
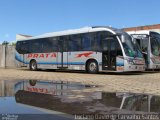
[102, 37, 118, 70]
[57, 37, 68, 68]
[135, 37, 149, 66]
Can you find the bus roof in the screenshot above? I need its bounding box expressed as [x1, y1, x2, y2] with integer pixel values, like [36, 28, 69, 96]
[18, 26, 124, 41]
[127, 30, 159, 35]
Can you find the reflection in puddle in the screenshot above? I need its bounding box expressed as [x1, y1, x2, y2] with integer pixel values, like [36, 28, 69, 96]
[1, 80, 160, 119]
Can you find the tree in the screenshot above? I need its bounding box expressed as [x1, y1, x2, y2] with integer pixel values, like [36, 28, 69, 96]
[2, 41, 9, 45]
[11, 42, 16, 46]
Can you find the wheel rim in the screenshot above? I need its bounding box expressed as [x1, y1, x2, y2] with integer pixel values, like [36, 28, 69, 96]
[31, 62, 36, 70]
[89, 62, 97, 71]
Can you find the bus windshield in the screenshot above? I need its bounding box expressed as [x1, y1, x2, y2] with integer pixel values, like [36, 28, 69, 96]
[120, 33, 143, 58]
[150, 32, 160, 56]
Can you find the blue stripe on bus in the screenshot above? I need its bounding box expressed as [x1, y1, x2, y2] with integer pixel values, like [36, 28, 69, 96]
[37, 62, 85, 65]
[15, 54, 22, 62]
[116, 63, 124, 66]
[15, 54, 29, 64]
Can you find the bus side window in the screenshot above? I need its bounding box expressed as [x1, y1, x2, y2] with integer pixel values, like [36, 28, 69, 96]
[58, 36, 68, 52]
[110, 37, 123, 56]
[62, 36, 68, 52]
[107, 36, 123, 56]
[95, 32, 103, 51]
[99, 31, 114, 51]
[89, 32, 97, 51]
[16, 41, 30, 54]
[41, 38, 52, 53]
[82, 33, 91, 51]
[68, 35, 81, 51]
[50, 37, 59, 52]
[102, 38, 108, 51]
[30, 40, 42, 53]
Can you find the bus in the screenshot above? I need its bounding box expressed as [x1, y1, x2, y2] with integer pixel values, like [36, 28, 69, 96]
[127, 31, 160, 70]
[15, 26, 145, 73]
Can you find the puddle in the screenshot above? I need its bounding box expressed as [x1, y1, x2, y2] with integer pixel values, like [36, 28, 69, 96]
[1, 80, 160, 120]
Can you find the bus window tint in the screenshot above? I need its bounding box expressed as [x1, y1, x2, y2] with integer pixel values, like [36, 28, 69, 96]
[96, 32, 103, 51]
[110, 39, 117, 56]
[116, 38, 123, 56]
[68, 35, 81, 51]
[150, 32, 160, 56]
[94, 32, 105, 51]
[30, 39, 42, 53]
[41, 37, 59, 53]
[50, 37, 59, 52]
[97, 31, 113, 51]
[117, 46, 123, 56]
[16, 41, 30, 54]
[102, 35, 109, 51]
[122, 34, 143, 58]
[60, 36, 68, 52]
[121, 33, 141, 58]
[102, 38, 108, 51]
[106, 37, 123, 56]
[151, 37, 159, 56]
[89, 32, 97, 51]
[141, 38, 148, 52]
[16, 41, 22, 53]
[82, 34, 91, 51]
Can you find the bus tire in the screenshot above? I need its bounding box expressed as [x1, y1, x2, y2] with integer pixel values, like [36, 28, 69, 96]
[87, 60, 98, 74]
[30, 60, 37, 71]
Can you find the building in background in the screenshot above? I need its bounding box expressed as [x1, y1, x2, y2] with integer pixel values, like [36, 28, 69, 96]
[16, 34, 32, 41]
[123, 24, 160, 33]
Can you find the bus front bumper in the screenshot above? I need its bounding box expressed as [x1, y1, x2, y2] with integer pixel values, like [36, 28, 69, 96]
[124, 65, 145, 71]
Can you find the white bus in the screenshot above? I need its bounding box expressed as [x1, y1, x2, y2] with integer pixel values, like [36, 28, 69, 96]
[127, 31, 160, 70]
[15, 26, 145, 73]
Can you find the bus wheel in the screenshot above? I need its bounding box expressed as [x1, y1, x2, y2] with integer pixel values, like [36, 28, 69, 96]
[87, 60, 98, 74]
[30, 60, 37, 71]
[29, 80, 37, 86]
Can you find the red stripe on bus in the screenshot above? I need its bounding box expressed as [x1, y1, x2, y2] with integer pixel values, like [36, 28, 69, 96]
[76, 52, 93, 58]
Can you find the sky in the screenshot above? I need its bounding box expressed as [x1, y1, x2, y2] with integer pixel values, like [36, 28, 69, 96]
[0, 0, 160, 43]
